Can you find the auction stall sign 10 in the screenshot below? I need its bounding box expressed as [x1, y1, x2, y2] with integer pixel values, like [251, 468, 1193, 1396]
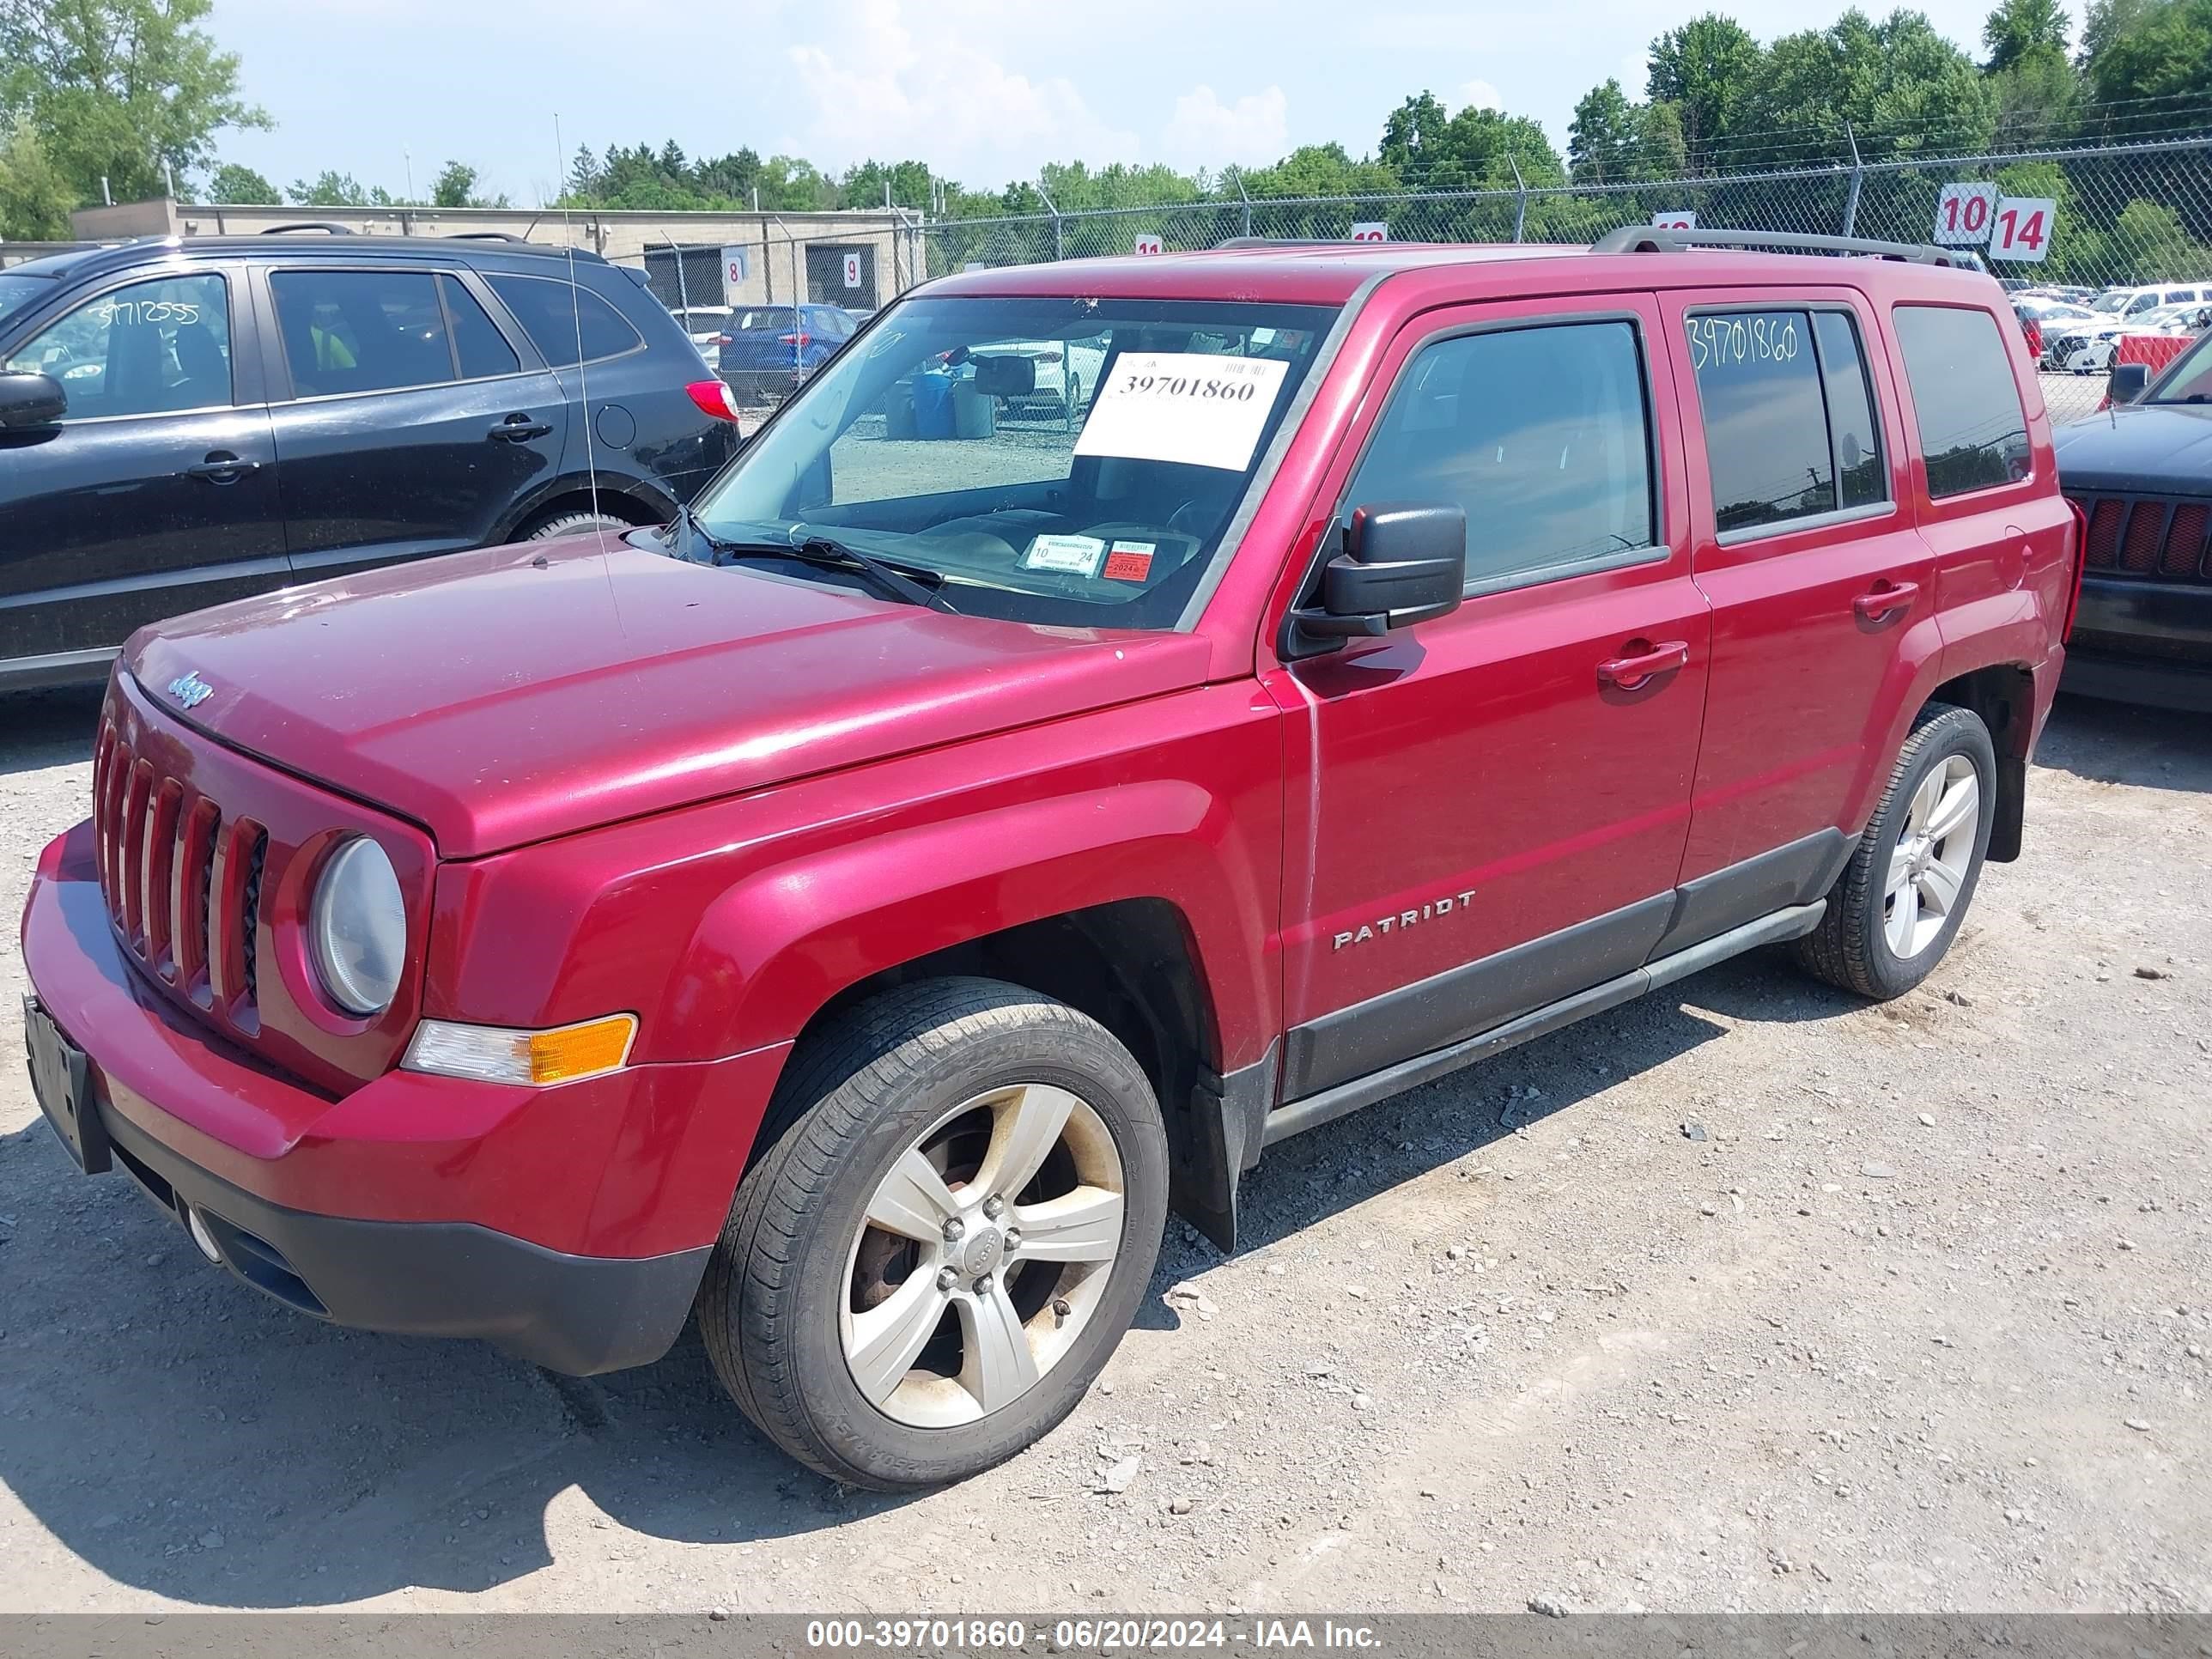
[1935, 182, 2055, 263]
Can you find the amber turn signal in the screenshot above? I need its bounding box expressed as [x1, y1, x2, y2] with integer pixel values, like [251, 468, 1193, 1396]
[402, 1013, 637, 1086]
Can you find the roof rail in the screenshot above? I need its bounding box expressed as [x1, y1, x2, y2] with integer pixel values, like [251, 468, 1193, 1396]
[445, 230, 532, 243]
[258, 222, 356, 235]
[1212, 236, 1358, 250]
[1590, 225, 1974, 267]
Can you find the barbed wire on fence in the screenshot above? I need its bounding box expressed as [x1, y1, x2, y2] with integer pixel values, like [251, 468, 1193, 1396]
[918, 134, 2212, 295]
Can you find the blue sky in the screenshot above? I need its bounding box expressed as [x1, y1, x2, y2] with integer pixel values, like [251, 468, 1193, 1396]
[202, 0, 2076, 205]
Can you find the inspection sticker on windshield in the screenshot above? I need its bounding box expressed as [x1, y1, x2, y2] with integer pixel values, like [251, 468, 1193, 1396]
[1023, 533, 1107, 576]
[1073, 351, 1291, 472]
[1103, 541, 1156, 581]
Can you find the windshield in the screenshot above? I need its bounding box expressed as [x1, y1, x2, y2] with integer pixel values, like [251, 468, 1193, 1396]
[2146, 331, 2212, 404]
[691, 294, 1336, 629]
[735, 308, 804, 331]
[0, 272, 55, 332]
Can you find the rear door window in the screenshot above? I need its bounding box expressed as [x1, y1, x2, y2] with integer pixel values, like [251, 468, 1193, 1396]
[270, 268, 455, 397]
[484, 274, 643, 366]
[1686, 307, 1890, 534]
[1345, 319, 1657, 589]
[1891, 305, 2031, 498]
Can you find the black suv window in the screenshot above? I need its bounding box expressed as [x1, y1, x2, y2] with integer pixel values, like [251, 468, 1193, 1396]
[485, 274, 642, 366]
[442, 275, 519, 380]
[1346, 319, 1656, 588]
[5, 272, 233, 420]
[1686, 308, 1889, 534]
[271, 268, 459, 397]
[1892, 305, 2031, 498]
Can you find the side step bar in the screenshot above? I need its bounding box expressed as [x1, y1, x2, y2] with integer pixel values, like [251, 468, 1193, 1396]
[1261, 901, 1826, 1148]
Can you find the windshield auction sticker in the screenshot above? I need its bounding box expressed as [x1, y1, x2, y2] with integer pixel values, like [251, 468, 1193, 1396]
[1022, 533, 1107, 576]
[1073, 351, 1291, 472]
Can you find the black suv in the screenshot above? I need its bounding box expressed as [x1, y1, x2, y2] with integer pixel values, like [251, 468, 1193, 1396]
[0, 230, 738, 690]
[2052, 338, 2212, 711]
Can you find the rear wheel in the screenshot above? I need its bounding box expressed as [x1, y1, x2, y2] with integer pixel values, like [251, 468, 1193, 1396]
[699, 977, 1168, 1490]
[1796, 702, 1996, 1000]
[523, 509, 628, 542]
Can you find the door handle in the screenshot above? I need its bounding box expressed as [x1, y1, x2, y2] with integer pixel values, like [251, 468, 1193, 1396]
[1853, 580, 1919, 622]
[181, 453, 260, 483]
[1595, 639, 1690, 690]
[489, 415, 552, 441]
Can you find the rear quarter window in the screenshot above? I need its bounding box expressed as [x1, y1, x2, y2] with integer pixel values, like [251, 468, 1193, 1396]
[484, 273, 644, 366]
[1891, 305, 2030, 500]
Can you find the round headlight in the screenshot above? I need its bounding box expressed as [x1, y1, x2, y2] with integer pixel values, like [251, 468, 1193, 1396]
[311, 838, 405, 1016]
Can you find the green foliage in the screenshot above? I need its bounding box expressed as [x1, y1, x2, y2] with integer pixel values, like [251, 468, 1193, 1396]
[1983, 0, 2069, 69]
[0, 0, 268, 211]
[2081, 0, 2212, 113]
[1646, 14, 1764, 155]
[287, 169, 379, 208]
[2109, 195, 2212, 276]
[206, 161, 276, 204]
[0, 116, 74, 237]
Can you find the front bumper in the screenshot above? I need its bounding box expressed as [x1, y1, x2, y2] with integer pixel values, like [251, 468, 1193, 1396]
[21, 821, 789, 1374]
[2065, 577, 2212, 711]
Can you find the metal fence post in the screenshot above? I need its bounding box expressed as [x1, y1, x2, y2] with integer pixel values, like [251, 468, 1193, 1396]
[1036, 181, 1064, 260]
[1842, 123, 1864, 237]
[1236, 173, 1253, 240]
[1510, 158, 1528, 243]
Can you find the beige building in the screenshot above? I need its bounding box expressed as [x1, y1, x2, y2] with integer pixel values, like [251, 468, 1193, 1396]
[61, 198, 925, 311]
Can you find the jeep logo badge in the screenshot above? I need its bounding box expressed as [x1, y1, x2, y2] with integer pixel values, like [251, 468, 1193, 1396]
[167, 671, 213, 710]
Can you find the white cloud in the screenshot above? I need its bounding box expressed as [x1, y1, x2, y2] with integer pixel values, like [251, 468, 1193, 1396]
[783, 0, 1139, 183]
[1459, 79, 1503, 112]
[1159, 84, 1291, 171]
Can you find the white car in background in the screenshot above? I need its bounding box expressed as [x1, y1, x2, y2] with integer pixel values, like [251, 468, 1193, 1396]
[666, 305, 734, 348]
[967, 337, 1109, 417]
[2053, 305, 2210, 374]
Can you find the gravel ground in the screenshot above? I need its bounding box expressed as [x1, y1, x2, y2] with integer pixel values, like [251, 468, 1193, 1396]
[0, 684, 2206, 1616]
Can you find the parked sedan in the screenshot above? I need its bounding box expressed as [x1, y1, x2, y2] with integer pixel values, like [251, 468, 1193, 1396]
[714, 304, 857, 403]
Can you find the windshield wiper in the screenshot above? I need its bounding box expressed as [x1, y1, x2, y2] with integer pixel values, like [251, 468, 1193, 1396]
[707, 529, 958, 613]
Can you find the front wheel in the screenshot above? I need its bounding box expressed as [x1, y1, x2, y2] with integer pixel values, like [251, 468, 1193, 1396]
[1796, 702, 1996, 1000]
[699, 977, 1169, 1490]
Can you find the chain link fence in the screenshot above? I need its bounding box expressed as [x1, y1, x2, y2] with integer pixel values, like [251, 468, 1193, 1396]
[919, 135, 2212, 298]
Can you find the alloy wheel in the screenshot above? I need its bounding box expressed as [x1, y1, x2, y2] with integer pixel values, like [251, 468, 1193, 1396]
[839, 1082, 1127, 1428]
[1884, 753, 1980, 959]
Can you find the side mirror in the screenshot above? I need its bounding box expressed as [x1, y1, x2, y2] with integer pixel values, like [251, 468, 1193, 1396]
[0, 369, 66, 430]
[2106, 362, 2150, 405]
[1287, 501, 1466, 654]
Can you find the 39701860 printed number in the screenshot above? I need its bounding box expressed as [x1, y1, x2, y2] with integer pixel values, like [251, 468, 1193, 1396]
[804, 1619, 1029, 1650]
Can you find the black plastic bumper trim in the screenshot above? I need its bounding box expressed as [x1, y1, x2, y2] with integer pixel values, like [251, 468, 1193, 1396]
[95, 1101, 708, 1376]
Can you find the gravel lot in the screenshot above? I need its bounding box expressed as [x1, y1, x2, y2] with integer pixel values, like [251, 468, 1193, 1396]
[1, 683, 2206, 1616]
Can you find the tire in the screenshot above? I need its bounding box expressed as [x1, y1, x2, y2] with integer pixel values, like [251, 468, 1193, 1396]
[524, 510, 629, 542]
[1796, 702, 1996, 1000]
[699, 976, 1170, 1490]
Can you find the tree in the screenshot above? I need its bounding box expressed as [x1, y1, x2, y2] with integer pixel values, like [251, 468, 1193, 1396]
[1378, 91, 1452, 167]
[206, 160, 276, 203]
[0, 117, 74, 237]
[287, 169, 374, 207]
[430, 159, 507, 209]
[2081, 0, 2212, 113]
[1646, 14, 1763, 160]
[0, 0, 268, 210]
[1983, 0, 2069, 69]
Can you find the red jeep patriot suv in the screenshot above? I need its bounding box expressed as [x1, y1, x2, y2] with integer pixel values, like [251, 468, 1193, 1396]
[21, 228, 2076, 1490]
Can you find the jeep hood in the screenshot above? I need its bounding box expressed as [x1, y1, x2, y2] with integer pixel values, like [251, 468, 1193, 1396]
[2054, 403, 2212, 494]
[126, 535, 1212, 857]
